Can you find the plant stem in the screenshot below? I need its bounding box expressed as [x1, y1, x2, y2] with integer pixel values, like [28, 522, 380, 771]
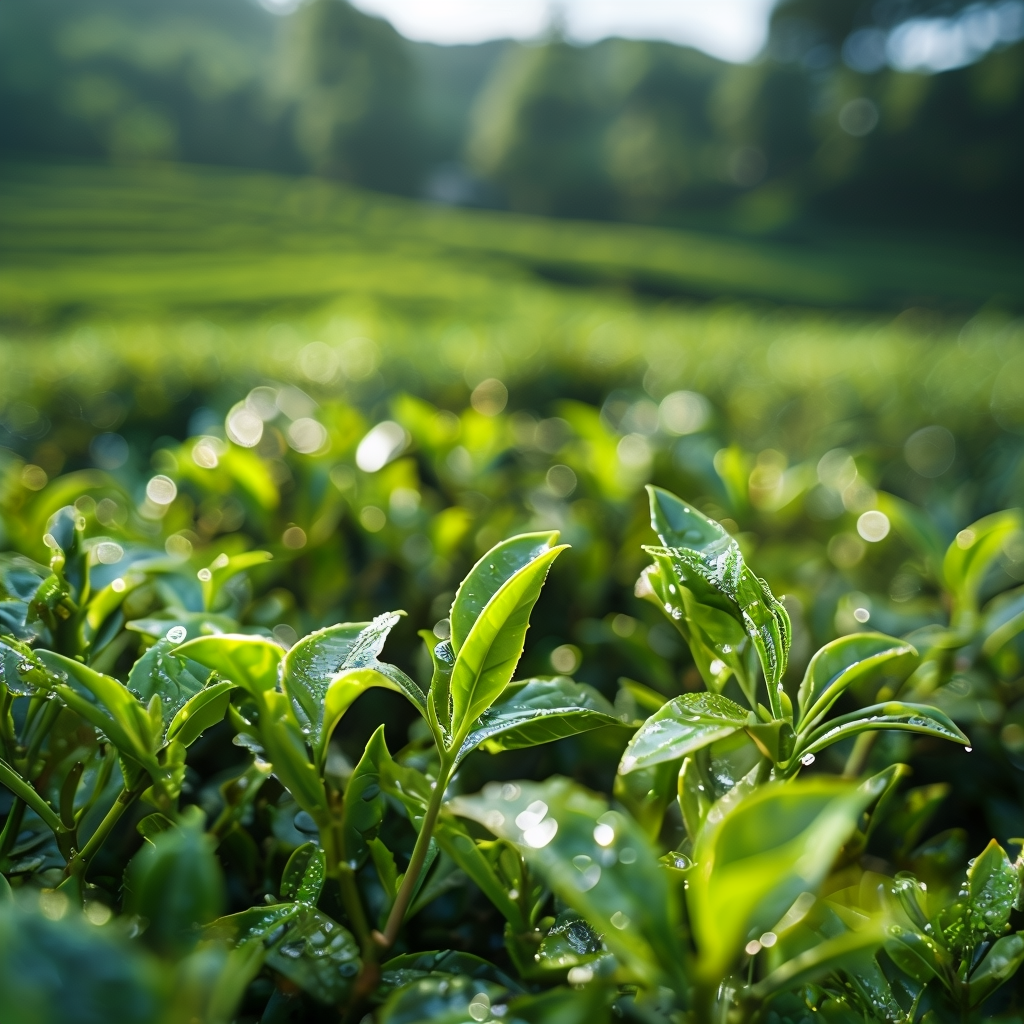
[377, 760, 450, 948]
[338, 861, 372, 953]
[843, 732, 876, 778]
[0, 798, 26, 865]
[0, 758, 63, 834]
[21, 699, 61, 778]
[64, 782, 140, 880]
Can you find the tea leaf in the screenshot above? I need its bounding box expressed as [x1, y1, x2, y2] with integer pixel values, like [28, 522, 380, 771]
[449, 776, 685, 988]
[690, 777, 878, 978]
[619, 692, 750, 773]
[796, 632, 918, 732]
[458, 677, 618, 764]
[797, 702, 968, 758]
[449, 542, 568, 742]
[173, 635, 282, 695]
[450, 533, 559, 653]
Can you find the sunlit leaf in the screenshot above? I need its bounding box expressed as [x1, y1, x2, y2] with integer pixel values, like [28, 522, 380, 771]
[644, 486, 791, 715]
[619, 692, 750, 773]
[795, 632, 918, 732]
[449, 541, 568, 742]
[449, 777, 686, 988]
[165, 681, 235, 747]
[173, 634, 282, 695]
[797, 701, 968, 758]
[450, 533, 559, 653]
[689, 777, 879, 978]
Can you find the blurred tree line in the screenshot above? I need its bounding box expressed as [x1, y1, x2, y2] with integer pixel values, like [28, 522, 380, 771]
[1, 0, 1020, 241]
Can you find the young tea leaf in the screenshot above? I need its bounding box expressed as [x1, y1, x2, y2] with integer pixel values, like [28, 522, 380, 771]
[449, 542, 568, 743]
[619, 692, 750, 774]
[450, 533, 559, 652]
[796, 632, 918, 732]
[797, 702, 968, 759]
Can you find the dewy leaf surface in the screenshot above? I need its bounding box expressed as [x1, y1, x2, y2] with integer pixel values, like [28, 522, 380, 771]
[449, 776, 685, 988]
[128, 634, 209, 726]
[280, 612, 425, 768]
[645, 486, 791, 715]
[796, 632, 918, 731]
[965, 839, 1020, 942]
[619, 692, 751, 773]
[458, 676, 618, 764]
[174, 635, 283, 695]
[450, 533, 559, 653]
[798, 701, 968, 757]
[341, 725, 389, 870]
[281, 620, 370, 733]
[449, 543, 568, 740]
[690, 777, 878, 978]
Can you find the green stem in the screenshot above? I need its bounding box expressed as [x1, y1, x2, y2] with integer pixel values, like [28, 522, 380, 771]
[378, 758, 450, 948]
[321, 818, 373, 957]
[0, 798, 26, 864]
[842, 732, 876, 779]
[64, 783, 141, 879]
[0, 758, 63, 834]
[338, 861, 373, 954]
[22, 699, 61, 778]
[0, 692, 16, 764]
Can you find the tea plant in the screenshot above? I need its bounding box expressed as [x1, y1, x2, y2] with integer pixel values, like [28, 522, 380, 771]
[2, 479, 1023, 1023]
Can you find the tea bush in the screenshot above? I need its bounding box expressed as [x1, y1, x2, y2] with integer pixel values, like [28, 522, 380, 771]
[1, 163, 1024, 1023]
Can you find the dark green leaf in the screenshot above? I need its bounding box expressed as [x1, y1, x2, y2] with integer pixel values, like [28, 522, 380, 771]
[422, 630, 455, 739]
[280, 842, 326, 906]
[124, 823, 224, 956]
[212, 902, 360, 1004]
[341, 725, 388, 870]
[381, 949, 521, 995]
[379, 975, 507, 1024]
[127, 636, 209, 726]
[968, 932, 1024, 1007]
[434, 817, 526, 932]
[966, 839, 1019, 941]
[458, 677, 618, 764]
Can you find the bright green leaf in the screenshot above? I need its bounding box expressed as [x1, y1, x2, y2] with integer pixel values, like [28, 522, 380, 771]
[173, 635, 282, 695]
[449, 776, 686, 989]
[619, 692, 750, 773]
[449, 542, 568, 742]
[450, 533, 559, 653]
[797, 701, 968, 758]
[689, 777, 879, 979]
[796, 632, 918, 732]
